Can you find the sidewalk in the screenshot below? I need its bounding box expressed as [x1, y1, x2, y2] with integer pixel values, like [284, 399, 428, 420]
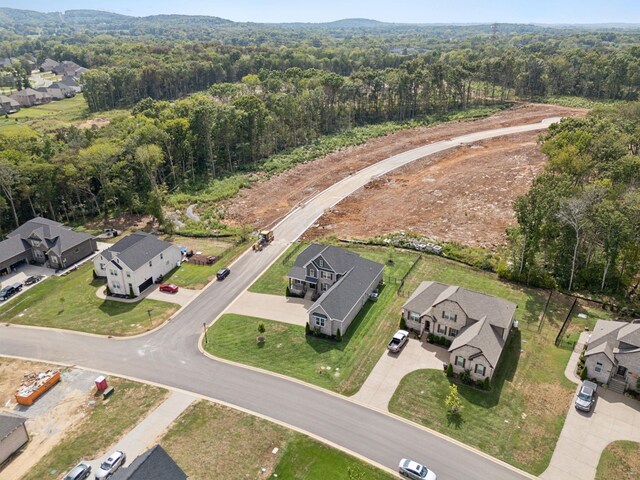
[564, 331, 589, 385]
[86, 390, 195, 473]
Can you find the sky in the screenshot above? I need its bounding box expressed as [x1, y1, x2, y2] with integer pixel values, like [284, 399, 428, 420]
[2, 0, 640, 24]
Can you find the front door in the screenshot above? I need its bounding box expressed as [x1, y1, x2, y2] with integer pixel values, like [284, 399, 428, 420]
[617, 365, 628, 377]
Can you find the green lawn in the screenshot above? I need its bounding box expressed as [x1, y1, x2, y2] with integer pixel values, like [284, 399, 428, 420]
[206, 245, 418, 395]
[164, 239, 249, 289]
[595, 441, 640, 480]
[161, 400, 393, 480]
[388, 253, 611, 475]
[0, 95, 89, 133]
[23, 377, 167, 480]
[0, 264, 179, 335]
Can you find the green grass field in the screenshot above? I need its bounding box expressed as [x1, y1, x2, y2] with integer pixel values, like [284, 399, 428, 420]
[0, 264, 179, 335]
[387, 253, 611, 475]
[161, 400, 393, 480]
[206, 245, 417, 395]
[0, 95, 88, 133]
[23, 378, 167, 480]
[595, 441, 640, 480]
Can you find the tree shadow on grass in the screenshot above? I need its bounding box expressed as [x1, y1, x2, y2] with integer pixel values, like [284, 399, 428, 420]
[446, 411, 464, 429]
[456, 329, 521, 409]
[305, 283, 387, 354]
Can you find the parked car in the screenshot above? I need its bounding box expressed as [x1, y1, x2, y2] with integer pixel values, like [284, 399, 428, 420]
[216, 267, 231, 281]
[159, 283, 179, 293]
[64, 462, 91, 480]
[369, 288, 379, 302]
[398, 458, 437, 480]
[25, 275, 44, 286]
[95, 450, 126, 479]
[575, 380, 597, 412]
[0, 282, 22, 301]
[388, 329, 409, 353]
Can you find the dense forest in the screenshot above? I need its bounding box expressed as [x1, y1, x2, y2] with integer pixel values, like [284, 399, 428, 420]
[1, 9, 639, 299]
[504, 104, 640, 297]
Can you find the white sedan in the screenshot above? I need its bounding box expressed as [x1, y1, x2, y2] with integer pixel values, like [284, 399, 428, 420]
[398, 458, 437, 480]
[95, 450, 126, 479]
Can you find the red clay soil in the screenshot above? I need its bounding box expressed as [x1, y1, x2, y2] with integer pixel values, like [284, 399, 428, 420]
[223, 103, 586, 247]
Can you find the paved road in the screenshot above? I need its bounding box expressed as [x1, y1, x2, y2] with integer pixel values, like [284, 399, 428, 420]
[0, 119, 559, 480]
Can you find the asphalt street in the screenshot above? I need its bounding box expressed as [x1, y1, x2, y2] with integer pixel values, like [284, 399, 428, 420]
[0, 118, 559, 479]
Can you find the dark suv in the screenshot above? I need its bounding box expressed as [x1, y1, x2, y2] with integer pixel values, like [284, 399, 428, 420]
[216, 267, 231, 281]
[0, 282, 22, 301]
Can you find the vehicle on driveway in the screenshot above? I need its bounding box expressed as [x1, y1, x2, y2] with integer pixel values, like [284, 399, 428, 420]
[388, 329, 409, 353]
[95, 450, 126, 479]
[159, 283, 179, 293]
[0, 282, 22, 301]
[575, 380, 597, 412]
[25, 275, 44, 286]
[216, 267, 231, 281]
[64, 462, 91, 480]
[398, 458, 437, 479]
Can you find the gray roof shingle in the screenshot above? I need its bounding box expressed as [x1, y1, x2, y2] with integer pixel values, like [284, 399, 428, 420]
[111, 445, 187, 480]
[0, 412, 27, 441]
[449, 316, 505, 367]
[102, 232, 176, 271]
[585, 319, 627, 358]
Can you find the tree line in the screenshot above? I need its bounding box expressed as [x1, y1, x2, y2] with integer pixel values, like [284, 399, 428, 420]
[503, 103, 640, 298]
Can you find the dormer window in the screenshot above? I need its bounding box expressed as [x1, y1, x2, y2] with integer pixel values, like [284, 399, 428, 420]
[309, 267, 316, 277]
[318, 259, 324, 267]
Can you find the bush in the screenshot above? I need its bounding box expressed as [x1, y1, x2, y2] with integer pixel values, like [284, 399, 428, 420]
[580, 365, 588, 380]
[257, 322, 266, 334]
[427, 333, 435, 343]
[444, 338, 452, 348]
[399, 316, 407, 330]
[475, 380, 484, 389]
[305, 323, 311, 336]
[459, 369, 472, 384]
[336, 328, 342, 342]
[446, 363, 453, 377]
[483, 377, 490, 390]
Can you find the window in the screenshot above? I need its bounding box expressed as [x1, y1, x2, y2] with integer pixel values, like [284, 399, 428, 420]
[309, 268, 316, 277]
[442, 311, 457, 322]
[160, 253, 163, 260]
[110, 270, 118, 277]
[595, 362, 603, 373]
[437, 323, 447, 334]
[455, 356, 465, 368]
[449, 328, 459, 337]
[409, 312, 421, 322]
[126, 272, 131, 278]
[149, 261, 152, 267]
[475, 364, 486, 376]
[100, 263, 105, 270]
[314, 316, 325, 327]
[321, 271, 332, 280]
[321, 283, 329, 292]
[318, 259, 324, 267]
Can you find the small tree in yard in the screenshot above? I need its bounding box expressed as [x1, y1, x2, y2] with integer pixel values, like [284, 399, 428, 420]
[483, 377, 490, 390]
[580, 365, 588, 381]
[445, 384, 463, 414]
[59, 296, 65, 313]
[336, 328, 342, 342]
[305, 323, 311, 335]
[257, 322, 266, 334]
[446, 363, 453, 377]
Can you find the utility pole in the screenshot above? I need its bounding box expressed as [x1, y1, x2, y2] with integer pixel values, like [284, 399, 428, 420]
[203, 322, 208, 345]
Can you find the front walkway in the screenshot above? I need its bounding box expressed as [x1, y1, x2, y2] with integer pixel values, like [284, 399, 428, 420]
[86, 390, 195, 473]
[352, 338, 448, 410]
[542, 331, 640, 480]
[226, 291, 313, 326]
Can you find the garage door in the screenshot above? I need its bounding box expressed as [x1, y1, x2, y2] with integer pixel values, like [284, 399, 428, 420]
[138, 277, 153, 293]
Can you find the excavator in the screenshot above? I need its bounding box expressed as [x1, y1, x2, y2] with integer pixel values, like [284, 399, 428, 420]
[252, 229, 274, 251]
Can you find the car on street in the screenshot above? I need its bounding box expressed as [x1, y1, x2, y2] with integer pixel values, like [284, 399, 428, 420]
[575, 380, 597, 412]
[95, 450, 126, 479]
[25, 275, 44, 285]
[64, 462, 91, 480]
[0, 282, 22, 301]
[216, 267, 231, 281]
[387, 329, 409, 353]
[398, 458, 437, 479]
[159, 283, 179, 293]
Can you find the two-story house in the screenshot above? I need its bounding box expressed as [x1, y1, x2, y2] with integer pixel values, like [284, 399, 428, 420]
[287, 244, 384, 337]
[93, 232, 181, 297]
[584, 319, 640, 394]
[0, 217, 97, 274]
[402, 281, 517, 381]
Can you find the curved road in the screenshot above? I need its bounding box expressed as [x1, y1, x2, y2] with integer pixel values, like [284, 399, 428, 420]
[0, 118, 560, 480]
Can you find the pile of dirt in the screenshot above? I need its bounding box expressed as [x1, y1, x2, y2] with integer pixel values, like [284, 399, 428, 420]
[223, 103, 585, 247]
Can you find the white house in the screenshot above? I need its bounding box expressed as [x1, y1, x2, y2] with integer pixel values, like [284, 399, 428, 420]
[93, 232, 181, 297]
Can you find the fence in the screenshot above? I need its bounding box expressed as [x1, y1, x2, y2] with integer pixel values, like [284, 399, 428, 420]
[397, 255, 422, 297]
[555, 297, 578, 347]
[281, 241, 305, 266]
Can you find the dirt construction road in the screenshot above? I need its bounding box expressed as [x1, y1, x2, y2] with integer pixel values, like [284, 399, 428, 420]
[224, 103, 585, 248]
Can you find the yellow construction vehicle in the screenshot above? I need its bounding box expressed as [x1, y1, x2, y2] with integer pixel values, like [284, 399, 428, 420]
[252, 230, 274, 251]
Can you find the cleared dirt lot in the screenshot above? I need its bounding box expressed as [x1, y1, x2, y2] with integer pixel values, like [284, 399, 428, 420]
[223, 103, 585, 247]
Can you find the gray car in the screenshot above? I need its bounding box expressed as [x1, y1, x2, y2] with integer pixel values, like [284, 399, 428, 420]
[64, 463, 91, 480]
[575, 380, 597, 412]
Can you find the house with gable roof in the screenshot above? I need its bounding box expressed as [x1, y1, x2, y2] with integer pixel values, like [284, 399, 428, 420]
[93, 232, 181, 297]
[583, 319, 640, 393]
[287, 244, 384, 337]
[402, 281, 517, 381]
[0, 217, 97, 273]
[111, 444, 187, 480]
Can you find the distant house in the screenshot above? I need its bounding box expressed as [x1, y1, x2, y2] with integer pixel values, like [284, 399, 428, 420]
[0, 412, 28, 465]
[0, 217, 97, 274]
[287, 244, 384, 337]
[36, 86, 64, 101]
[58, 75, 82, 93]
[93, 232, 181, 297]
[48, 82, 76, 98]
[10, 88, 51, 107]
[0, 95, 20, 114]
[584, 320, 640, 393]
[111, 445, 188, 480]
[39, 58, 59, 72]
[52, 61, 85, 78]
[0, 57, 18, 69]
[402, 281, 517, 381]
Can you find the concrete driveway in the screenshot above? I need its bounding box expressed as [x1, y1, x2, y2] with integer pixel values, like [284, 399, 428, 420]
[352, 339, 449, 410]
[147, 286, 199, 306]
[226, 291, 312, 326]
